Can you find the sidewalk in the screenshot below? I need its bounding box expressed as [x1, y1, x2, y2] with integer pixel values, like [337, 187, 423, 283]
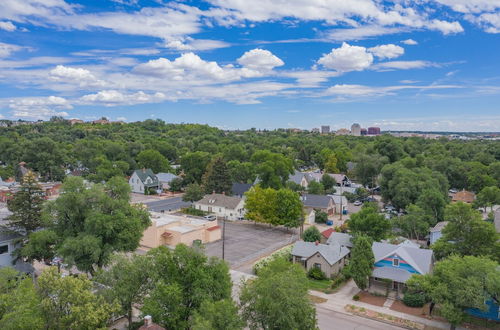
[310, 279, 463, 330]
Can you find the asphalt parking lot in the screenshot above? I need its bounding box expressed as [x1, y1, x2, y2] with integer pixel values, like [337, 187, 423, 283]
[204, 221, 298, 274]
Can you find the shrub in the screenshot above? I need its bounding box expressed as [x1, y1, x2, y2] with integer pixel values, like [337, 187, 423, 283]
[302, 226, 322, 242]
[253, 245, 292, 275]
[181, 207, 208, 217]
[403, 292, 426, 307]
[314, 211, 328, 224]
[352, 294, 360, 301]
[308, 267, 326, 280]
[330, 274, 346, 289]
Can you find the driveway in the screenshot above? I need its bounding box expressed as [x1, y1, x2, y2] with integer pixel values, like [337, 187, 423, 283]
[204, 221, 298, 274]
[143, 197, 192, 212]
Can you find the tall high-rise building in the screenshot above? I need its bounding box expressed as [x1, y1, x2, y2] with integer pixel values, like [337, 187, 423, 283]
[351, 123, 361, 136]
[368, 127, 381, 135]
[361, 128, 367, 136]
[321, 125, 330, 134]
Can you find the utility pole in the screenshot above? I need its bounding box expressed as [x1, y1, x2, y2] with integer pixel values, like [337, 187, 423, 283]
[339, 181, 343, 222]
[222, 217, 226, 260]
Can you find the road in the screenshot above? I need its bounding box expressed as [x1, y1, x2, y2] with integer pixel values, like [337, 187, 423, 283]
[143, 197, 191, 212]
[316, 305, 403, 330]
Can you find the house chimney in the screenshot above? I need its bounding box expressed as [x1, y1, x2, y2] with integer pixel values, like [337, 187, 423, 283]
[144, 315, 152, 326]
[142, 168, 146, 173]
[315, 240, 319, 246]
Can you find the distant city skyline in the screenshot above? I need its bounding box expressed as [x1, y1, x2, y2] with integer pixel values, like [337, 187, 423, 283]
[0, 1, 500, 131]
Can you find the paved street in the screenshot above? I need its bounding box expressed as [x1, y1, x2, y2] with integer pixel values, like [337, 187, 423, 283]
[316, 305, 403, 330]
[204, 221, 297, 273]
[143, 197, 191, 212]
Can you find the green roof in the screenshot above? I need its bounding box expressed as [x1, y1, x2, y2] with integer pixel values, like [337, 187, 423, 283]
[133, 169, 159, 185]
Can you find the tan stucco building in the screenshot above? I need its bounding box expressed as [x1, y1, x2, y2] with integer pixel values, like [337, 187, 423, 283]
[140, 212, 221, 249]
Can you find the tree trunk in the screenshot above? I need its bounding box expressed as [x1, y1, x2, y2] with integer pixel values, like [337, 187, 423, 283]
[128, 306, 133, 329]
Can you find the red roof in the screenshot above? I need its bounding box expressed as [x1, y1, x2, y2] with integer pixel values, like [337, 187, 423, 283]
[161, 232, 172, 237]
[207, 225, 220, 232]
[321, 228, 335, 239]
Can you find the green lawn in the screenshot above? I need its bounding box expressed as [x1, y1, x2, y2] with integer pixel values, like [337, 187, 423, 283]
[306, 278, 333, 293]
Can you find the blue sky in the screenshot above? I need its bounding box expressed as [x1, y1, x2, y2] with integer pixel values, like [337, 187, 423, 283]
[0, 1, 499, 131]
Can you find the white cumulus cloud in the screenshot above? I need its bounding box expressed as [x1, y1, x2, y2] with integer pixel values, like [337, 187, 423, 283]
[401, 39, 418, 45]
[368, 44, 404, 59]
[237, 48, 284, 72]
[0, 43, 23, 58]
[7, 95, 72, 120]
[0, 21, 16, 31]
[317, 42, 373, 72]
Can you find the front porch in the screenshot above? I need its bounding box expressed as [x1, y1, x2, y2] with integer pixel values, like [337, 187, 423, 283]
[368, 277, 406, 299]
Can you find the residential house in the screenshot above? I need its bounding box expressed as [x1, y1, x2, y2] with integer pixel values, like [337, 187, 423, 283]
[304, 208, 316, 225]
[291, 240, 350, 278]
[129, 169, 161, 194]
[329, 174, 351, 187]
[138, 315, 166, 330]
[193, 193, 245, 220]
[231, 183, 253, 198]
[328, 194, 348, 214]
[301, 194, 335, 216]
[326, 232, 353, 248]
[369, 241, 434, 298]
[156, 172, 178, 191]
[451, 189, 476, 203]
[0, 207, 34, 273]
[466, 297, 500, 322]
[140, 212, 221, 249]
[429, 221, 448, 245]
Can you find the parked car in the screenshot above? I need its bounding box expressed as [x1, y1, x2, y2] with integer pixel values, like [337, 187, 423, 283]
[203, 215, 216, 221]
[353, 200, 362, 206]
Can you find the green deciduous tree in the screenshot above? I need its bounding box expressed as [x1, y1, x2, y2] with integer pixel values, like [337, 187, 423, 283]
[96, 254, 154, 328]
[202, 156, 232, 194]
[407, 256, 500, 328]
[416, 188, 447, 223]
[0, 270, 44, 330]
[432, 202, 500, 262]
[475, 186, 500, 213]
[315, 210, 328, 224]
[395, 204, 431, 240]
[137, 149, 171, 173]
[345, 235, 374, 291]
[142, 245, 232, 330]
[181, 151, 211, 184]
[354, 153, 388, 188]
[240, 258, 317, 330]
[302, 226, 322, 242]
[245, 186, 303, 228]
[38, 267, 119, 330]
[227, 160, 256, 184]
[348, 203, 391, 241]
[307, 181, 325, 195]
[35, 176, 151, 274]
[192, 299, 245, 330]
[182, 182, 204, 202]
[251, 150, 293, 189]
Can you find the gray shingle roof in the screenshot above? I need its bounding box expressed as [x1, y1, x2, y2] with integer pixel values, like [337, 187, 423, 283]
[288, 171, 305, 185]
[301, 194, 332, 209]
[156, 172, 178, 183]
[133, 169, 159, 186]
[195, 194, 243, 210]
[231, 183, 253, 197]
[372, 241, 433, 275]
[326, 232, 353, 248]
[430, 221, 448, 233]
[292, 241, 350, 266]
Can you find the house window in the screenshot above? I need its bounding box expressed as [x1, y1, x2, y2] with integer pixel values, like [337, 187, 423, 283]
[393, 258, 399, 267]
[0, 245, 8, 254]
[314, 263, 321, 270]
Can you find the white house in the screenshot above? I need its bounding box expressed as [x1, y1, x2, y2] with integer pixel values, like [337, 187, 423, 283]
[129, 169, 161, 194]
[0, 207, 34, 273]
[193, 193, 246, 221]
[429, 221, 448, 245]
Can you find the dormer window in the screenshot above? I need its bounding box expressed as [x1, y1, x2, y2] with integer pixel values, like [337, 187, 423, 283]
[393, 258, 399, 267]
